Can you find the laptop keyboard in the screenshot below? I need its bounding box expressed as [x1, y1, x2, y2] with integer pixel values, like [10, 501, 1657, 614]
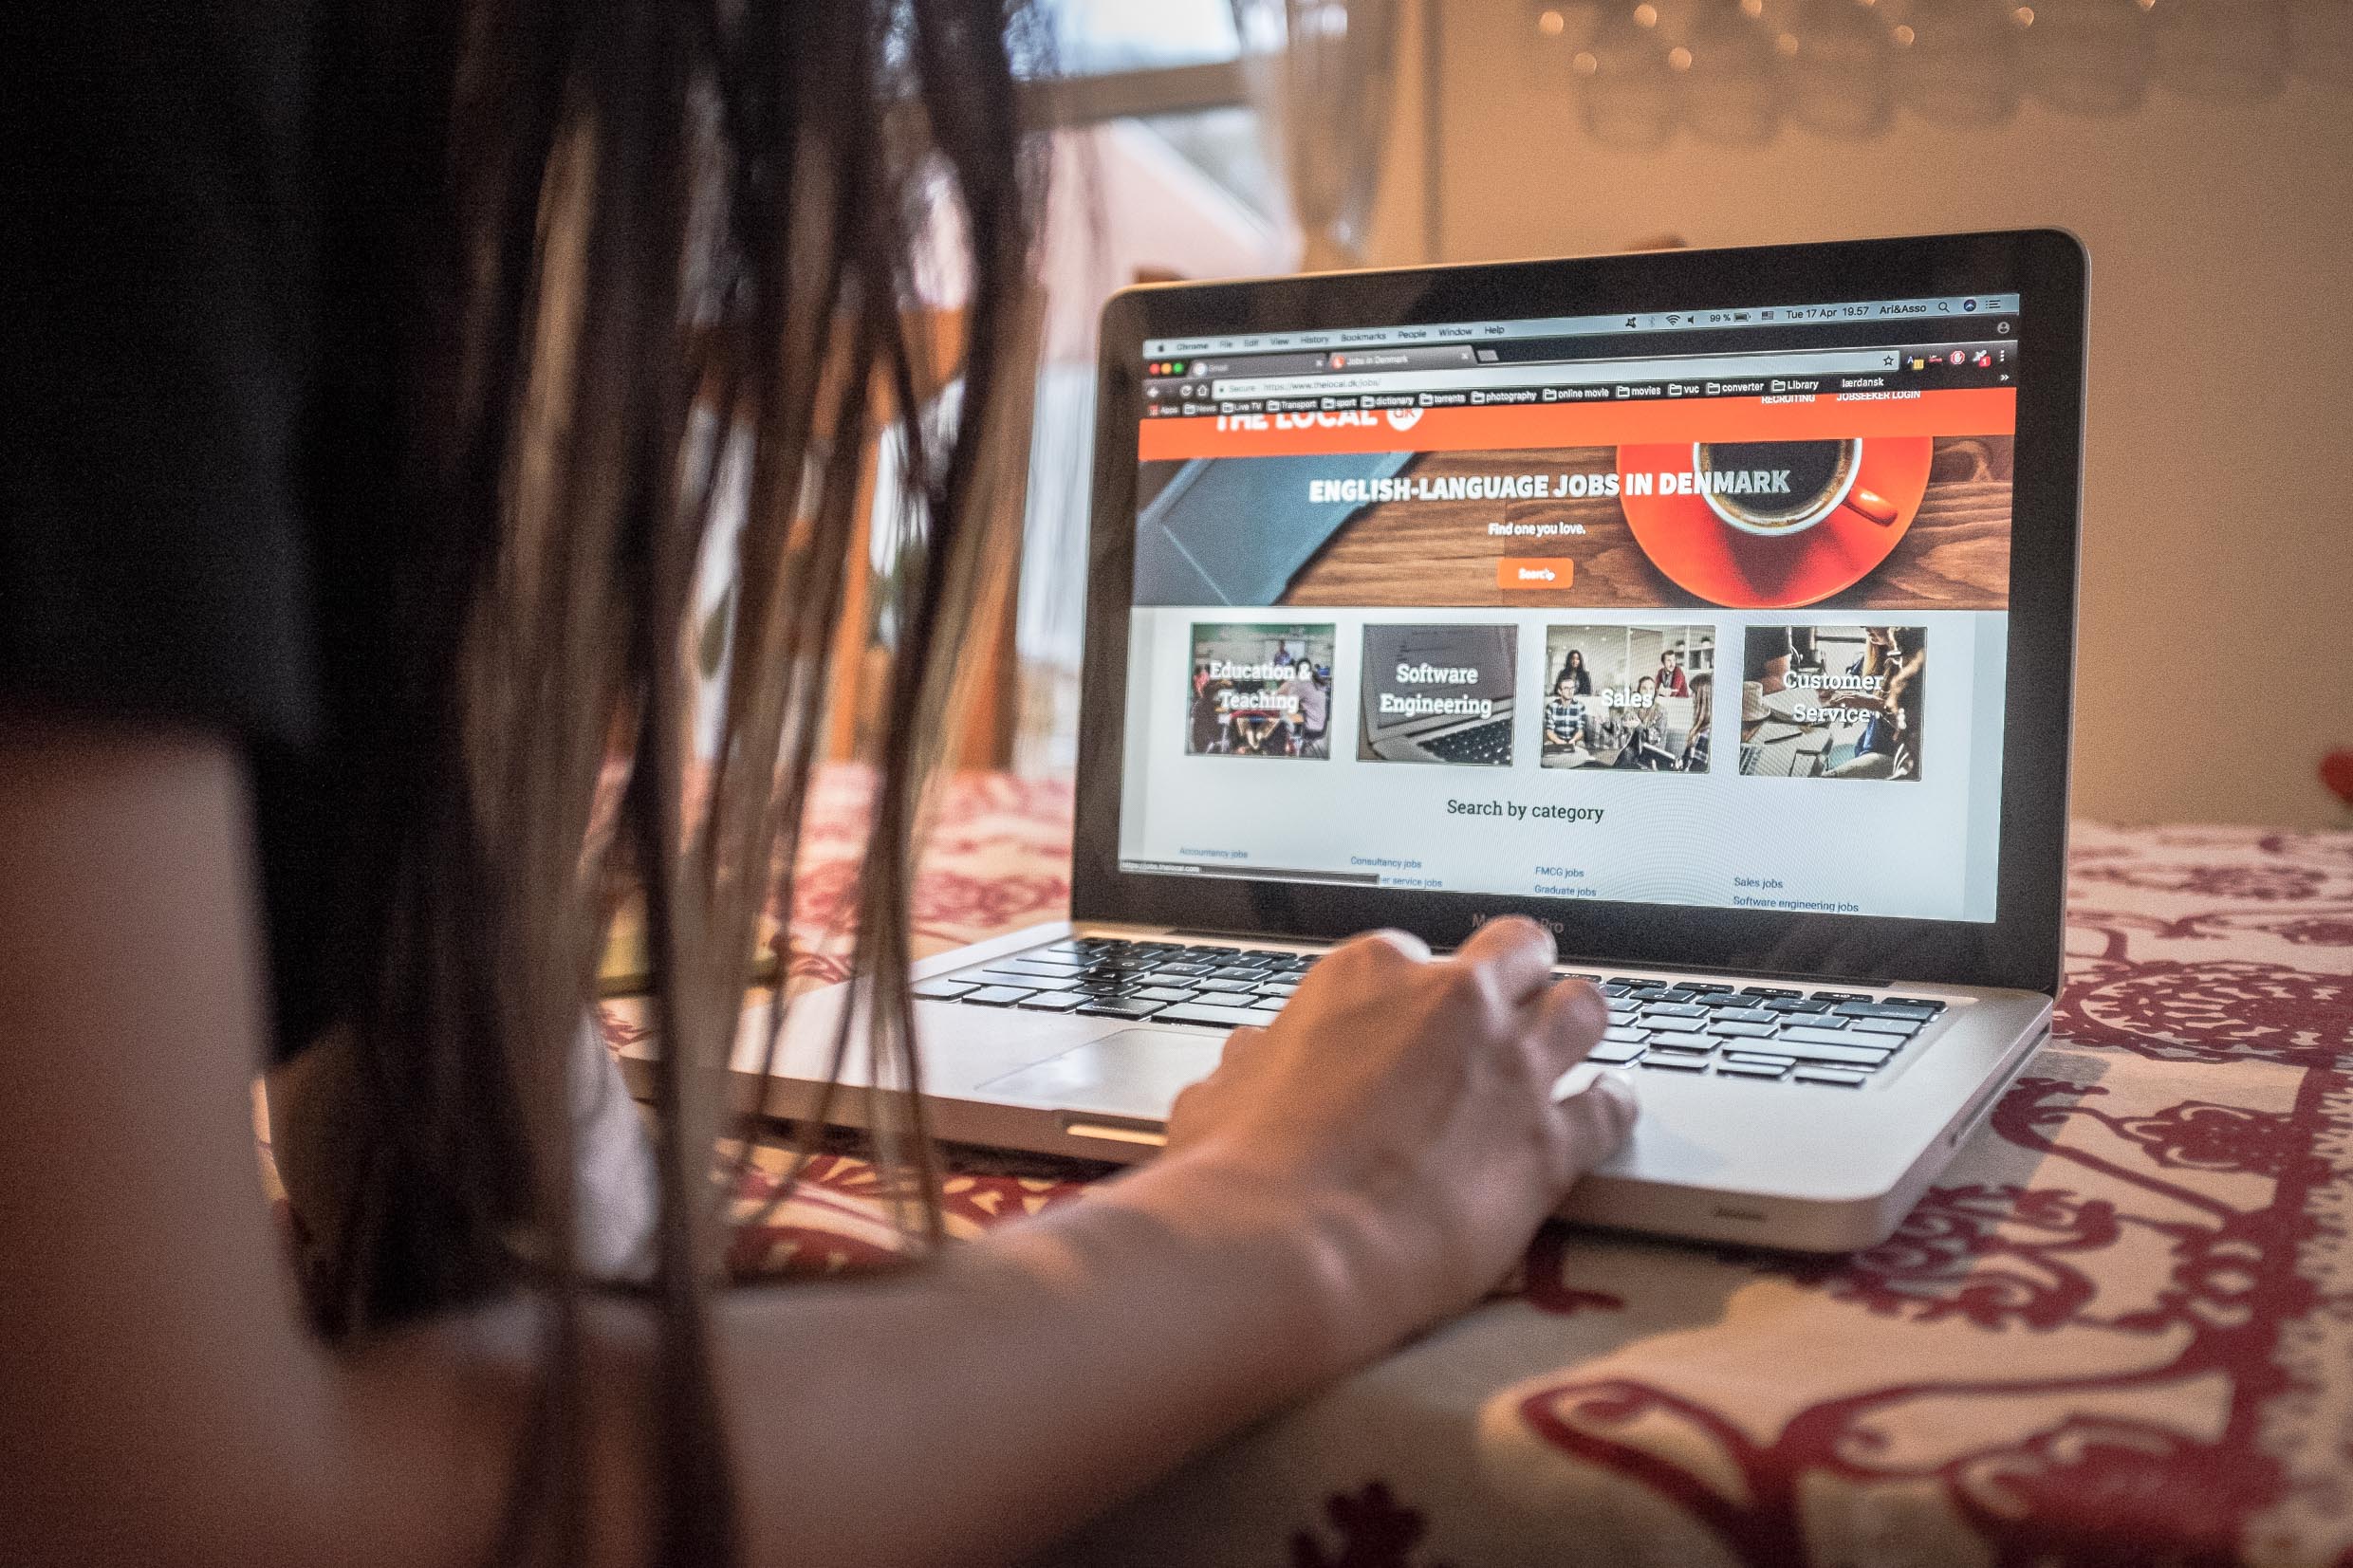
[1417, 718, 1514, 766]
[915, 936, 1949, 1088]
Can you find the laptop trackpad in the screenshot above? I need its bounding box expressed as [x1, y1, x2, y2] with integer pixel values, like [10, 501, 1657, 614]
[974, 1029, 1225, 1121]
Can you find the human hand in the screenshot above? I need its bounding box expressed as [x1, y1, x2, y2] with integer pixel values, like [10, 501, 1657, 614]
[1161, 918, 1634, 1355]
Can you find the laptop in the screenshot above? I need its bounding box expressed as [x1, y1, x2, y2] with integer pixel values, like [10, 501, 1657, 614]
[731, 231, 2086, 1254]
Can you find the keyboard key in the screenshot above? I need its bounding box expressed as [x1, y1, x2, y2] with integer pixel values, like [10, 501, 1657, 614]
[913, 979, 978, 1000]
[1885, 997, 1948, 1012]
[1642, 1014, 1708, 1034]
[1835, 1002, 1941, 1023]
[1764, 997, 1834, 1014]
[1041, 942, 1092, 959]
[1150, 963, 1213, 978]
[1772, 1033, 1894, 1067]
[1238, 949, 1297, 964]
[1793, 1067, 1869, 1088]
[1253, 982, 1299, 998]
[1741, 986, 1802, 999]
[1587, 1042, 1644, 1064]
[1811, 990, 1873, 1004]
[1847, 1016, 1925, 1038]
[1077, 998, 1166, 1020]
[1715, 1061, 1788, 1079]
[1153, 1002, 1272, 1029]
[1707, 1020, 1779, 1039]
[1556, 971, 1603, 982]
[980, 969, 1077, 990]
[1127, 986, 1199, 1004]
[1649, 1041, 1717, 1057]
[1693, 992, 1756, 1009]
[1783, 1012, 1847, 1029]
[1014, 992, 1087, 1012]
[1250, 996, 1286, 1012]
[963, 987, 1035, 1006]
[1602, 1027, 1650, 1045]
[1714, 1008, 1781, 1025]
[1183, 944, 1239, 955]
[1725, 1051, 1797, 1068]
[1641, 1055, 1709, 1072]
[1194, 977, 1258, 993]
[1599, 983, 1636, 998]
[1643, 1003, 1709, 1020]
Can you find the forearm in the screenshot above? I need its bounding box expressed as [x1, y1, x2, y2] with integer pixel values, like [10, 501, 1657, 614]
[717, 1145, 1380, 1568]
[277, 1144, 1375, 1568]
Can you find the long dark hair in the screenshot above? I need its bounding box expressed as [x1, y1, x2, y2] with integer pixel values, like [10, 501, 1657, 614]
[307, 1, 1044, 1561]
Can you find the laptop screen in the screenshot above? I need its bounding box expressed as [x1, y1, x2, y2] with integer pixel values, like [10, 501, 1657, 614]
[1114, 290, 2022, 924]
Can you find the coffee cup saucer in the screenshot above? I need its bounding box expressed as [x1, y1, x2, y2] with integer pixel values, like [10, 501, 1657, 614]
[1615, 436, 1934, 608]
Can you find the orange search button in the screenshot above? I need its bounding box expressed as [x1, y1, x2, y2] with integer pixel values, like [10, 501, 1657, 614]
[1496, 557, 1575, 591]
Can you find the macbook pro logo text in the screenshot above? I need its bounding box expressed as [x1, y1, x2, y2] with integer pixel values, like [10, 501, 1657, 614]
[1470, 911, 1567, 937]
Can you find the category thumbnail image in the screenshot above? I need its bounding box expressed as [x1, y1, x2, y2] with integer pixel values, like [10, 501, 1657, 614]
[1738, 625, 1927, 781]
[1359, 623, 1516, 766]
[1187, 623, 1335, 759]
[1541, 625, 1715, 773]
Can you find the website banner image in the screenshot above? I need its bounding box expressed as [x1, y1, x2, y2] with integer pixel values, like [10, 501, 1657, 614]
[1117, 389, 2015, 923]
[1136, 396, 2014, 616]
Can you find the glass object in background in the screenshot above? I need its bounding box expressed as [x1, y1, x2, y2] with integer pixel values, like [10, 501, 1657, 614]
[1232, 0, 1405, 268]
[1021, 114, 1290, 772]
[1682, 0, 1783, 146]
[1575, 6, 1682, 150]
[1034, 0, 1242, 72]
[1139, 104, 1285, 223]
[1895, 0, 2022, 127]
[2019, 0, 2154, 116]
[1785, 0, 1895, 139]
[2154, 0, 2291, 104]
[1530, 0, 2332, 146]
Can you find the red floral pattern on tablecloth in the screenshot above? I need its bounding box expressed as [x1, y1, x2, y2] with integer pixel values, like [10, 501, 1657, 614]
[1481, 821, 2353, 1568]
[611, 782, 2353, 1568]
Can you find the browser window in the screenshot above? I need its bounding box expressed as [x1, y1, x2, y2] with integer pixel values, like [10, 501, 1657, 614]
[1117, 294, 2021, 922]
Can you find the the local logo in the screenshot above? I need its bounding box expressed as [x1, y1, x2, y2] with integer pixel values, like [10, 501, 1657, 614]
[1385, 407, 1425, 432]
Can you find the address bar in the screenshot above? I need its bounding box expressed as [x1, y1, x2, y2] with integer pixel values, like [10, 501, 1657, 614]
[1213, 348, 1902, 401]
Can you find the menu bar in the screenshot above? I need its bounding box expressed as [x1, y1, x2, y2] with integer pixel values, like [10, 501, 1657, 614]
[1141, 294, 2020, 360]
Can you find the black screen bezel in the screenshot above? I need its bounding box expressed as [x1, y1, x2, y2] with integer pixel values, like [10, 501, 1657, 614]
[1070, 230, 2085, 996]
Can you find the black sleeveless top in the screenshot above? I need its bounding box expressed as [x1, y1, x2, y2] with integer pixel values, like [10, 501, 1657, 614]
[5, 2, 413, 1064]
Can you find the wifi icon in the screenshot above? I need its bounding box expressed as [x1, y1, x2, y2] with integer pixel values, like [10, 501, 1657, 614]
[1666, 313, 1681, 325]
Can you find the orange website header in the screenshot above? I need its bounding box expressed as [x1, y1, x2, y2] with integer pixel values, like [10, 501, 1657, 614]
[1137, 387, 2017, 463]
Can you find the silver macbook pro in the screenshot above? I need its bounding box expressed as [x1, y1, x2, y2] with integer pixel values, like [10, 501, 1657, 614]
[722, 231, 2087, 1253]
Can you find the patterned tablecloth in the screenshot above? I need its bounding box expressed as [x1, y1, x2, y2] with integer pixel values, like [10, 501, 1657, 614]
[612, 770, 2353, 1568]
